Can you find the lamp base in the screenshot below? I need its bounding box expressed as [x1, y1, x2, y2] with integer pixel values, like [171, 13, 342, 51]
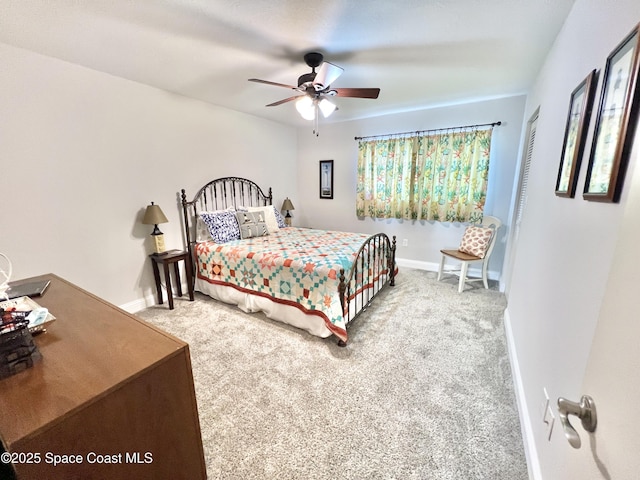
[151, 233, 166, 255]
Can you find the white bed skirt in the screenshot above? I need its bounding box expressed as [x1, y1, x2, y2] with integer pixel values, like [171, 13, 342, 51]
[195, 277, 334, 338]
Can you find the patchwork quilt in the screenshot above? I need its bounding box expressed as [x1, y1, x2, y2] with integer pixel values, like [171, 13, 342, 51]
[195, 227, 391, 341]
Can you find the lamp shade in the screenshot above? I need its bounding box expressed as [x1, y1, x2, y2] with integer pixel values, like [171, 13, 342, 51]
[318, 98, 337, 118]
[281, 198, 295, 211]
[295, 96, 338, 122]
[142, 202, 168, 225]
[295, 96, 315, 121]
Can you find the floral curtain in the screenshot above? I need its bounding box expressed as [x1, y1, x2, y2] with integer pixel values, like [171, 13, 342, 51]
[355, 137, 415, 218]
[356, 128, 493, 223]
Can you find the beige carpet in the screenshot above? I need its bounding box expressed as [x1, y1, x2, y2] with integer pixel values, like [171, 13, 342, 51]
[137, 268, 528, 479]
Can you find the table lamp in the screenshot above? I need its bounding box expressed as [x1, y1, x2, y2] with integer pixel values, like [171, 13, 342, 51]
[281, 198, 295, 227]
[142, 202, 169, 254]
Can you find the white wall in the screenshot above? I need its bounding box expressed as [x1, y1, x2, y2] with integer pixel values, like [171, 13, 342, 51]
[0, 42, 523, 307]
[504, 1, 640, 478]
[295, 96, 526, 284]
[0, 42, 297, 307]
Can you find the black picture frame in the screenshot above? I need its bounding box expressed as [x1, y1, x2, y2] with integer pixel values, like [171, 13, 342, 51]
[319, 160, 334, 199]
[584, 23, 640, 202]
[555, 70, 597, 197]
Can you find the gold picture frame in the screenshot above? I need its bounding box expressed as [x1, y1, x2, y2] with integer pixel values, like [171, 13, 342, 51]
[583, 23, 640, 202]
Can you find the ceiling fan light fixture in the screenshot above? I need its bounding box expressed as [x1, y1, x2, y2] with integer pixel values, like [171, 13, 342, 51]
[249, 52, 381, 129]
[295, 96, 315, 121]
[318, 98, 337, 118]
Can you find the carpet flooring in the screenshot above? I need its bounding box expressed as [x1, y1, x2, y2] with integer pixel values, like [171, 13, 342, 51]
[137, 268, 528, 479]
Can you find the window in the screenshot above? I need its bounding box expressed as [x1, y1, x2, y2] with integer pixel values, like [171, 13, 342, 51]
[356, 128, 494, 223]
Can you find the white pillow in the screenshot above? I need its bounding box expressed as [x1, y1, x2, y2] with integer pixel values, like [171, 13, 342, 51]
[195, 216, 211, 243]
[245, 205, 279, 234]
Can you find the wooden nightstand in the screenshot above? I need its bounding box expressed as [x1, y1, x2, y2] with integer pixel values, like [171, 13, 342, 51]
[149, 250, 194, 309]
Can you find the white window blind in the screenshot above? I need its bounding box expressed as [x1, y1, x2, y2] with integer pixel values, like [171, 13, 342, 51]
[514, 111, 538, 237]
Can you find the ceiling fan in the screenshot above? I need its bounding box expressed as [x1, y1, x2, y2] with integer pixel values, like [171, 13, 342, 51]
[248, 52, 380, 133]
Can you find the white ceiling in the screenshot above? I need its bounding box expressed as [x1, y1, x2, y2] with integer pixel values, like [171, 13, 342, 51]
[0, 0, 575, 128]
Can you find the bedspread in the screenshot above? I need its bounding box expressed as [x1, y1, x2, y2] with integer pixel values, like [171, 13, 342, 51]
[195, 227, 390, 340]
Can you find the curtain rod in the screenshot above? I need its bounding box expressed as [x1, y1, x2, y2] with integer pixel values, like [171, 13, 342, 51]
[354, 121, 502, 141]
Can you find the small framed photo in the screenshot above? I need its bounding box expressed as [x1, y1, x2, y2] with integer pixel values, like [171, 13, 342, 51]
[319, 160, 334, 199]
[555, 70, 597, 197]
[584, 23, 640, 202]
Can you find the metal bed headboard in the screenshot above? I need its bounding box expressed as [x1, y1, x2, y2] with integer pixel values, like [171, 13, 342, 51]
[180, 176, 273, 269]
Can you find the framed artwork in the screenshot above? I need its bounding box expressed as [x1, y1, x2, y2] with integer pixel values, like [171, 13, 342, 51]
[319, 160, 334, 199]
[584, 23, 640, 202]
[555, 70, 597, 197]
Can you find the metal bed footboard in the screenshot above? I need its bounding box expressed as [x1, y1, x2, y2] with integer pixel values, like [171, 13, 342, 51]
[338, 233, 397, 345]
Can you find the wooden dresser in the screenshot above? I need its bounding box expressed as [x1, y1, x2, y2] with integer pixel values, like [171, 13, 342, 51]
[0, 274, 206, 479]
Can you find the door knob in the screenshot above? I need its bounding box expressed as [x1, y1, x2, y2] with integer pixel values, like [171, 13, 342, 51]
[557, 395, 597, 448]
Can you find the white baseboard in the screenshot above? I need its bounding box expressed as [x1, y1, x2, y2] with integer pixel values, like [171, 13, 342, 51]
[119, 282, 190, 314]
[395, 257, 440, 271]
[504, 307, 541, 480]
[395, 256, 500, 281]
[119, 294, 156, 314]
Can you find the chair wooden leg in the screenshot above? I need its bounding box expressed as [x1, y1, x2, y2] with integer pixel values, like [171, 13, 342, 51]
[437, 255, 446, 281]
[459, 262, 468, 293]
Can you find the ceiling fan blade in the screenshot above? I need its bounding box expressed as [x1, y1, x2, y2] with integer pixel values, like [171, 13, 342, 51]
[313, 62, 344, 90]
[333, 88, 381, 99]
[266, 96, 302, 107]
[248, 78, 299, 90]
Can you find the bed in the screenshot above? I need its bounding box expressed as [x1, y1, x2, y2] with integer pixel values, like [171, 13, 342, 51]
[180, 177, 396, 345]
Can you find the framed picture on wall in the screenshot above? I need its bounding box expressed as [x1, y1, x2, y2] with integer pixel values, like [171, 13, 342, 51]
[319, 160, 334, 199]
[583, 23, 640, 202]
[555, 70, 597, 197]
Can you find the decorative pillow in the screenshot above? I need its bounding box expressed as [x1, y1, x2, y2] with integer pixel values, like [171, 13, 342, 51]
[235, 211, 269, 239]
[243, 205, 280, 233]
[274, 206, 287, 228]
[195, 216, 211, 243]
[199, 210, 240, 243]
[458, 226, 493, 258]
[196, 208, 235, 242]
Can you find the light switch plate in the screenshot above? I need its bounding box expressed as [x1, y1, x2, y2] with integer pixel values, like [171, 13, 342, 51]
[541, 387, 550, 421]
[543, 405, 555, 441]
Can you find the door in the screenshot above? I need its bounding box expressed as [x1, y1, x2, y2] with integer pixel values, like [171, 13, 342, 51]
[560, 138, 640, 478]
